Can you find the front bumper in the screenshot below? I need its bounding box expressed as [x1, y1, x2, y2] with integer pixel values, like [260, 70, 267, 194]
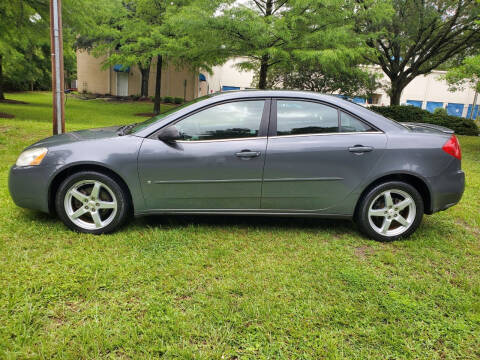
[8, 165, 55, 213]
[427, 169, 465, 214]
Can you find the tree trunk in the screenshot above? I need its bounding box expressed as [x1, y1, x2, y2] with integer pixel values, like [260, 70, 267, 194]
[257, 0, 273, 90]
[389, 79, 404, 106]
[258, 54, 269, 89]
[153, 55, 163, 114]
[0, 54, 5, 100]
[139, 63, 151, 98]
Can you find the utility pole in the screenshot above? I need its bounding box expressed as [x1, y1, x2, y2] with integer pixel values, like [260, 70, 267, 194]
[50, 0, 65, 134]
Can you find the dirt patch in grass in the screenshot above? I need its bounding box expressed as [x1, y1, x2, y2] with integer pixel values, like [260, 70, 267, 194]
[0, 98, 28, 104]
[455, 219, 480, 236]
[135, 113, 156, 117]
[354, 245, 375, 259]
[0, 112, 15, 119]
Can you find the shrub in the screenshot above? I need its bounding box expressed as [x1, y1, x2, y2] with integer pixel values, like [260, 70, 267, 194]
[370, 105, 479, 136]
[163, 96, 173, 103]
[433, 107, 448, 116]
[174, 97, 184, 104]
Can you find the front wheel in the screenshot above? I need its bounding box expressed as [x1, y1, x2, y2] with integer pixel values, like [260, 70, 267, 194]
[356, 181, 424, 241]
[55, 171, 130, 234]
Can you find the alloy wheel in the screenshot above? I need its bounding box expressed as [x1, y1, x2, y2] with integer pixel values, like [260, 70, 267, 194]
[368, 189, 416, 237]
[64, 180, 117, 230]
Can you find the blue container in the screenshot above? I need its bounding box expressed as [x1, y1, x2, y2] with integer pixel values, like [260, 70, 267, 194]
[426, 102, 443, 113]
[352, 97, 366, 104]
[221, 86, 241, 91]
[466, 104, 479, 119]
[406, 100, 422, 108]
[446, 103, 464, 117]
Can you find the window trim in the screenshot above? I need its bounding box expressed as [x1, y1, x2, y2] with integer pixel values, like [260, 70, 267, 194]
[339, 110, 377, 133]
[149, 98, 271, 142]
[270, 98, 382, 137]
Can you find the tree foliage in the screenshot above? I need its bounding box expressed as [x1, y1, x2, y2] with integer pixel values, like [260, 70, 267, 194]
[444, 5, 480, 95]
[78, 0, 194, 111]
[0, 0, 92, 99]
[0, 0, 49, 99]
[255, 62, 384, 98]
[169, 0, 391, 89]
[362, 0, 480, 105]
[444, 55, 480, 93]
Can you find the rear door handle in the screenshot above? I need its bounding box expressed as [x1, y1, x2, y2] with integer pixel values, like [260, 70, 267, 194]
[235, 150, 261, 158]
[348, 145, 373, 153]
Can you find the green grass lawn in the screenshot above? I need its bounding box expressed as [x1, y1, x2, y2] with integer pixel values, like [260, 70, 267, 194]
[1, 92, 479, 359]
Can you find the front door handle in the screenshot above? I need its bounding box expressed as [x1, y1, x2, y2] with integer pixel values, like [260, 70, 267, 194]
[235, 150, 261, 158]
[348, 145, 373, 153]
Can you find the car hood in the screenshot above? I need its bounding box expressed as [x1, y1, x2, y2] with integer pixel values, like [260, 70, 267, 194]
[29, 126, 124, 148]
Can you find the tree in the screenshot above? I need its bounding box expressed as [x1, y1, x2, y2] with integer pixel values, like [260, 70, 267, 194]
[362, 0, 480, 105]
[84, 0, 155, 98]
[0, 0, 91, 100]
[170, 0, 390, 90]
[254, 61, 383, 98]
[444, 55, 480, 93]
[0, 0, 49, 100]
[444, 55, 480, 120]
[79, 0, 192, 113]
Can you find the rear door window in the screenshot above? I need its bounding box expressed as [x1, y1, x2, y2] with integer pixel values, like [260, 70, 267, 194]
[340, 112, 375, 132]
[276, 100, 339, 135]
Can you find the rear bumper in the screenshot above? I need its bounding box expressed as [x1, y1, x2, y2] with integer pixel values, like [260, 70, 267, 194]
[427, 169, 465, 214]
[8, 165, 53, 213]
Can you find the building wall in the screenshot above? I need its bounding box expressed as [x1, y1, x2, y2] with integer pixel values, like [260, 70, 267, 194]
[77, 51, 199, 101]
[198, 58, 478, 118]
[78, 49, 477, 116]
[77, 51, 111, 94]
[202, 58, 255, 94]
[368, 67, 477, 117]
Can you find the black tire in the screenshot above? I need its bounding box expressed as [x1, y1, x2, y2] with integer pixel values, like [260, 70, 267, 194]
[355, 181, 424, 242]
[55, 171, 130, 234]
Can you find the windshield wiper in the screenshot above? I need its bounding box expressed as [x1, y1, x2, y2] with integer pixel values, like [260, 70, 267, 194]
[117, 123, 137, 136]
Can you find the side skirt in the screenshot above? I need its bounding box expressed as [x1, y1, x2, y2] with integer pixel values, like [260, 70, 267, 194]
[134, 209, 353, 219]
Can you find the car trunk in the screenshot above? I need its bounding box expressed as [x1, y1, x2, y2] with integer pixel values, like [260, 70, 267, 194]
[402, 122, 454, 135]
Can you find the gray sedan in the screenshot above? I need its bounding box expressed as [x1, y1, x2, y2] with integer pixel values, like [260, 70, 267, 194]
[9, 91, 465, 241]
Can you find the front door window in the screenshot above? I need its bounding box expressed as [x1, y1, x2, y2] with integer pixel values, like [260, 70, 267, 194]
[175, 100, 265, 141]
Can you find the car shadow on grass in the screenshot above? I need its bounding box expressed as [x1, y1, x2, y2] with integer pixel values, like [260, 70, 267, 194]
[19, 209, 59, 224]
[18, 209, 355, 235]
[136, 214, 357, 234]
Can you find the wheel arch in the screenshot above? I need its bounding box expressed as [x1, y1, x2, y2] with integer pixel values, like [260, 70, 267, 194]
[354, 173, 432, 219]
[48, 163, 133, 215]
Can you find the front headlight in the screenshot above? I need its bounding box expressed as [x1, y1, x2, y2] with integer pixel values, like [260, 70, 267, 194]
[16, 147, 48, 167]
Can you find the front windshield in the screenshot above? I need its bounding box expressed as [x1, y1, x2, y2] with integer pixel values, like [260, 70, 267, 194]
[128, 95, 211, 134]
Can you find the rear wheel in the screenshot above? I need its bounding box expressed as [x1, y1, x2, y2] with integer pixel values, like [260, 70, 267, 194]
[55, 171, 130, 234]
[356, 181, 424, 241]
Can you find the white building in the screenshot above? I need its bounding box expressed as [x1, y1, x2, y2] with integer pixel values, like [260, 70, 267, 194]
[199, 60, 478, 119]
[373, 69, 478, 119]
[199, 58, 255, 94]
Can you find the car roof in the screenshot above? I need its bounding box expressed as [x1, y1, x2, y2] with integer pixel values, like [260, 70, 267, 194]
[209, 89, 341, 102]
[134, 90, 406, 137]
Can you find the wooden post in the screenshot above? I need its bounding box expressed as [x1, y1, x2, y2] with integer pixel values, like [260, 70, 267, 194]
[50, 0, 65, 134]
[183, 79, 187, 102]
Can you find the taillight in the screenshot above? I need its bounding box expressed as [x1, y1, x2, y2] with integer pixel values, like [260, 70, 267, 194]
[442, 135, 461, 160]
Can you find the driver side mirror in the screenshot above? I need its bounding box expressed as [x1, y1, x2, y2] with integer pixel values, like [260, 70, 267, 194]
[157, 125, 181, 143]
